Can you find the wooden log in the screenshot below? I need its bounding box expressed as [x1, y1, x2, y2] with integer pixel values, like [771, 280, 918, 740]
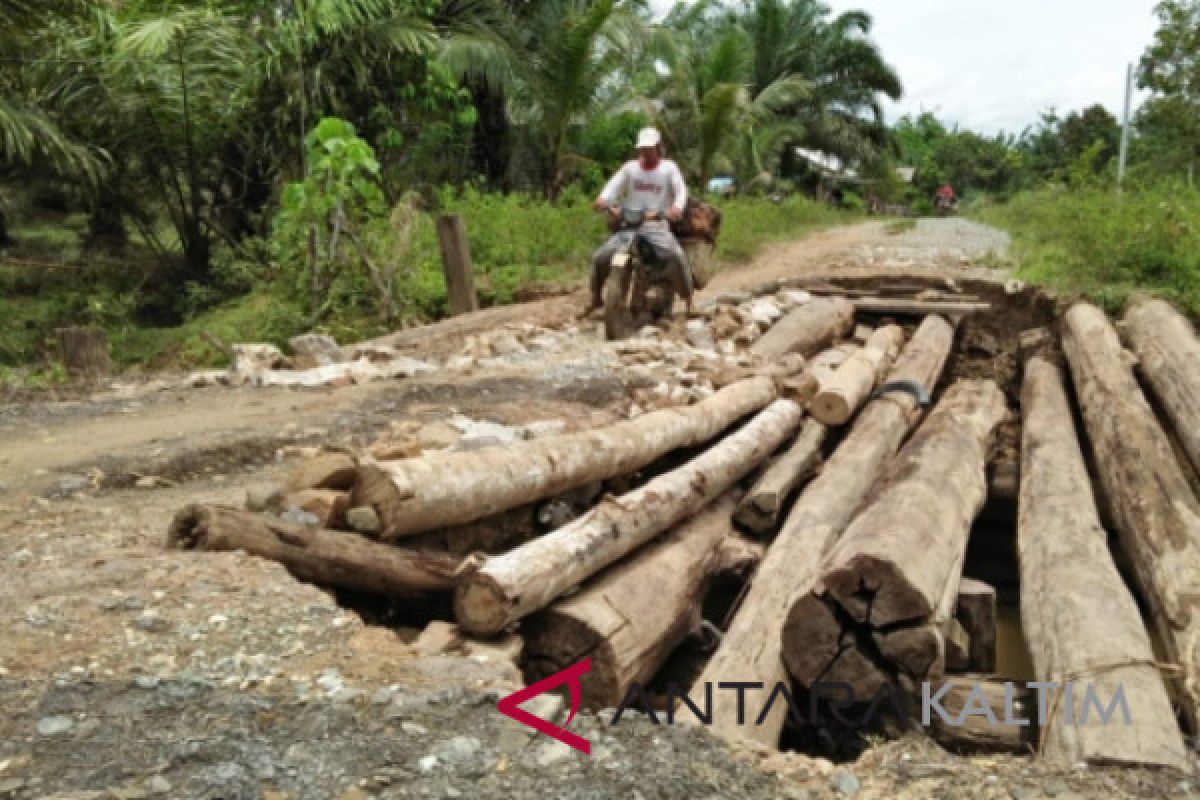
[783, 380, 1004, 693]
[818, 380, 1008, 627]
[956, 578, 996, 673]
[57, 325, 111, 384]
[692, 315, 955, 747]
[734, 418, 826, 535]
[435, 214, 479, 315]
[1121, 297, 1200, 475]
[354, 377, 778, 540]
[285, 452, 358, 493]
[522, 496, 739, 708]
[454, 398, 806, 636]
[810, 325, 906, 425]
[166, 505, 460, 595]
[928, 678, 1036, 754]
[750, 296, 855, 359]
[871, 547, 968, 684]
[852, 298, 990, 316]
[1062, 303, 1200, 732]
[1018, 356, 1188, 769]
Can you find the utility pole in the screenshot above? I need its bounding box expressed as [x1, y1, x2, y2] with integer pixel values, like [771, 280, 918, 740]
[1117, 62, 1133, 190]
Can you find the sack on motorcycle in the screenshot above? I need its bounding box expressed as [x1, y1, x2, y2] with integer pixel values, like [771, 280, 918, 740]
[671, 197, 722, 245]
[682, 239, 717, 290]
[673, 198, 721, 289]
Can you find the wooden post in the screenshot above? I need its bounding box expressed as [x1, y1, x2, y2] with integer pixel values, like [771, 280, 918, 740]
[57, 325, 111, 384]
[435, 214, 479, 315]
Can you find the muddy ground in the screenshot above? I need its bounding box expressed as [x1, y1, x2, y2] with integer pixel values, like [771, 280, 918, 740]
[1, 220, 1196, 799]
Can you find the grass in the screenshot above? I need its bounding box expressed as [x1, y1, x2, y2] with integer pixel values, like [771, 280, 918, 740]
[977, 179, 1200, 317]
[0, 190, 849, 376]
[884, 217, 917, 235]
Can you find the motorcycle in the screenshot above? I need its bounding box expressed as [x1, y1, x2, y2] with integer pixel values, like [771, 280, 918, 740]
[601, 206, 680, 340]
[935, 195, 958, 217]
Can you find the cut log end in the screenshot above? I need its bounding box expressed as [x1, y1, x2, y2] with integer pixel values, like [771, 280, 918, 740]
[166, 504, 210, 550]
[522, 611, 620, 709]
[455, 576, 515, 637]
[823, 553, 932, 628]
[809, 393, 852, 426]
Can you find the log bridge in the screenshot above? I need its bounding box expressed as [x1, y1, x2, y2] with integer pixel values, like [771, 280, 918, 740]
[167, 278, 1200, 771]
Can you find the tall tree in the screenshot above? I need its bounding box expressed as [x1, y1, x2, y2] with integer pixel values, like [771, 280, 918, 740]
[1137, 0, 1200, 175]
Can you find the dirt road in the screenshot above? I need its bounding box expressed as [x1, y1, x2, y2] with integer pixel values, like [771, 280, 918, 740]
[0, 220, 1190, 800]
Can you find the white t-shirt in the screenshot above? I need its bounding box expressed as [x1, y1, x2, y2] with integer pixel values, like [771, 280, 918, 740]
[598, 159, 688, 215]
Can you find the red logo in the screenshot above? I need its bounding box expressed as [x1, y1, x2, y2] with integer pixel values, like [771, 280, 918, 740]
[496, 658, 592, 754]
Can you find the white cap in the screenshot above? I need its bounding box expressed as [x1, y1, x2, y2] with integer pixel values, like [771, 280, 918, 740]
[635, 127, 662, 149]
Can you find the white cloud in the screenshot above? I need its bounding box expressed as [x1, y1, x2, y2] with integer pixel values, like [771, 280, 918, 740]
[649, 0, 1162, 134]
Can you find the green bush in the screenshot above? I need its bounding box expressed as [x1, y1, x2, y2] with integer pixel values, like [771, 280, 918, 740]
[978, 179, 1200, 314]
[717, 195, 845, 262]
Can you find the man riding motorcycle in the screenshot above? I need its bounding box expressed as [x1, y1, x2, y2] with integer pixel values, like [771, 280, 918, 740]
[584, 127, 694, 318]
[935, 183, 957, 215]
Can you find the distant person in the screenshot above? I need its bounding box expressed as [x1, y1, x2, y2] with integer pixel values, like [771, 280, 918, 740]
[585, 127, 694, 317]
[935, 184, 957, 215]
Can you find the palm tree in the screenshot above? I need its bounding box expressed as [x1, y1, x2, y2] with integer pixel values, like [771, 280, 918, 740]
[742, 0, 902, 168]
[0, 0, 103, 243]
[649, 1, 809, 184]
[439, 0, 648, 197]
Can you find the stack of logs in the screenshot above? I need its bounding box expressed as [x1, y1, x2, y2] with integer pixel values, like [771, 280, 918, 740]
[167, 286, 1200, 773]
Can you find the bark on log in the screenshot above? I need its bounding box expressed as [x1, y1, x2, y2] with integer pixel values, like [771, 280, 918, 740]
[355, 377, 777, 540]
[928, 678, 1036, 754]
[691, 315, 955, 747]
[734, 418, 826, 535]
[819, 380, 1007, 627]
[1121, 297, 1200, 475]
[956, 578, 996, 673]
[750, 297, 855, 359]
[1062, 303, 1200, 732]
[522, 496, 739, 708]
[1018, 356, 1188, 769]
[167, 505, 460, 594]
[455, 398, 806, 636]
[810, 325, 906, 426]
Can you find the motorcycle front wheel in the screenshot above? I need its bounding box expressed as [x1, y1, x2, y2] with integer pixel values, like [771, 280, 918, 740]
[603, 260, 635, 341]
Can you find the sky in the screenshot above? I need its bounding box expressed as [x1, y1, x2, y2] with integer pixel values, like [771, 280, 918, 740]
[650, 0, 1162, 135]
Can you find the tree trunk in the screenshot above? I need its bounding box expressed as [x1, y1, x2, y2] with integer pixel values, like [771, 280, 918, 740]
[819, 380, 1008, 627]
[750, 297, 855, 359]
[167, 505, 460, 595]
[57, 326, 112, 384]
[1121, 297, 1200, 475]
[810, 325, 906, 425]
[734, 418, 826, 535]
[1019, 356, 1189, 769]
[783, 380, 1006, 693]
[522, 495, 740, 708]
[1062, 302, 1200, 732]
[354, 377, 778, 540]
[691, 315, 955, 747]
[454, 398, 806, 636]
